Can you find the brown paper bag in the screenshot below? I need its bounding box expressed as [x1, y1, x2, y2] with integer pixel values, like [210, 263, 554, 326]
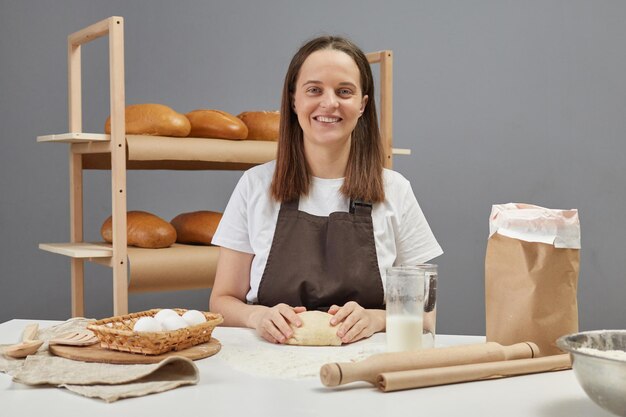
[485, 203, 580, 356]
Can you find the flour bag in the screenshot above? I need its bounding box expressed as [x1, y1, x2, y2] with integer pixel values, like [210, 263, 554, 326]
[485, 203, 580, 356]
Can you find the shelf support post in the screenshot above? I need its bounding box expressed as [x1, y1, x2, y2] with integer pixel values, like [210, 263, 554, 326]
[68, 27, 84, 317]
[108, 17, 128, 315]
[379, 51, 393, 169]
[67, 16, 128, 316]
[366, 51, 394, 169]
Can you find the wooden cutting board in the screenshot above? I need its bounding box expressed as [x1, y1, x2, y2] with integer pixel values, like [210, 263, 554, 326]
[49, 338, 221, 364]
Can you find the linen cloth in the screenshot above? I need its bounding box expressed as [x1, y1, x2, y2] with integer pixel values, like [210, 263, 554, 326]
[0, 318, 199, 402]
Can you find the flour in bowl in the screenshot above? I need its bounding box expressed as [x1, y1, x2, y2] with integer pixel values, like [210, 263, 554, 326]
[576, 347, 626, 361]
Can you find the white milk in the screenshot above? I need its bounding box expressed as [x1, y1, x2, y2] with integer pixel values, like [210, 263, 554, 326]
[386, 315, 423, 352]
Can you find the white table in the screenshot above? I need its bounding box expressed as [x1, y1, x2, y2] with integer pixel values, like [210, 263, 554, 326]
[0, 319, 610, 417]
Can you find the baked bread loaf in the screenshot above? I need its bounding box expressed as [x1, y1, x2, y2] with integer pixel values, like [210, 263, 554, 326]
[170, 211, 223, 245]
[237, 111, 280, 141]
[101, 211, 177, 249]
[105, 103, 191, 137]
[185, 109, 248, 140]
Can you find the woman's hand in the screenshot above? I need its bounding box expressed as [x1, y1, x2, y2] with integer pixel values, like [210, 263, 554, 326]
[328, 302, 385, 344]
[250, 303, 306, 344]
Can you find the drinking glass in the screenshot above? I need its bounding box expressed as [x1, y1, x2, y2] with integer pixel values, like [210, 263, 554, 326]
[385, 266, 425, 352]
[416, 263, 438, 348]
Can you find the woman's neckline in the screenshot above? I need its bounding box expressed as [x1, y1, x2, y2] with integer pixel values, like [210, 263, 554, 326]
[311, 175, 345, 184]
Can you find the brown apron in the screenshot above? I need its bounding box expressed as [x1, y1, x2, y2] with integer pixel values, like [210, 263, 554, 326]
[257, 198, 385, 311]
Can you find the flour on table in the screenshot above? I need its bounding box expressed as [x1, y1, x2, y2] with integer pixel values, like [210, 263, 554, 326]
[218, 334, 386, 380]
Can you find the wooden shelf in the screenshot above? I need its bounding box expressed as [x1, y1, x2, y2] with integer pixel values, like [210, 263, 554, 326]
[37, 133, 109, 143]
[40, 133, 411, 170]
[39, 242, 220, 259]
[392, 148, 411, 155]
[40, 243, 218, 292]
[39, 242, 113, 258]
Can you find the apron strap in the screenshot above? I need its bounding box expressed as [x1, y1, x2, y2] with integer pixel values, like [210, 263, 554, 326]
[280, 198, 300, 212]
[349, 199, 373, 216]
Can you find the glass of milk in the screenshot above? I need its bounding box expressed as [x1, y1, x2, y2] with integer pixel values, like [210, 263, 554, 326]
[417, 263, 438, 349]
[385, 266, 425, 352]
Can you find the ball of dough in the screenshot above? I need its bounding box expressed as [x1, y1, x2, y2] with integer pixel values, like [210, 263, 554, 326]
[286, 311, 342, 346]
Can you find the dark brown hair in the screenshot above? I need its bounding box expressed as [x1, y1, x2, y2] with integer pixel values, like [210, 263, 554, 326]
[271, 35, 385, 203]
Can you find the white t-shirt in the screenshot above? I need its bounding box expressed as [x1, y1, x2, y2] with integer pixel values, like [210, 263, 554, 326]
[212, 160, 443, 304]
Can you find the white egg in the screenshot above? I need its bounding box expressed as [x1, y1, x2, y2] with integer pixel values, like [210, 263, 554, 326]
[182, 310, 206, 326]
[160, 314, 188, 331]
[133, 317, 163, 332]
[154, 309, 180, 324]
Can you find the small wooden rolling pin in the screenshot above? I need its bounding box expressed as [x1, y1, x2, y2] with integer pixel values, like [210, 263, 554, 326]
[378, 354, 571, 392]
[320, 341, 539, 387]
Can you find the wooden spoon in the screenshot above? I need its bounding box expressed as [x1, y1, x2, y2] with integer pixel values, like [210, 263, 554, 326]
[3, 340, 44, 358]
[2, 323, 44, 359]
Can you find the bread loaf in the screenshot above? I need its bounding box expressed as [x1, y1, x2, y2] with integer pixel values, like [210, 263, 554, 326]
[105, 103, 191, 137]
[237, 111, 280, 141]
[185, 109, 248, 140]
[101, 211, 177, 249]
[170, 211, 223, 245]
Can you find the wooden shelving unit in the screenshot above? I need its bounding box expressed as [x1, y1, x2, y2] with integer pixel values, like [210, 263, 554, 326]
[39, 16, 401, 316]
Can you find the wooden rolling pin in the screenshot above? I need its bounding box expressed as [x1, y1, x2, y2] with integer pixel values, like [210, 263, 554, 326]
[320, 341, 539, 387]
[378, 354, 571, 392]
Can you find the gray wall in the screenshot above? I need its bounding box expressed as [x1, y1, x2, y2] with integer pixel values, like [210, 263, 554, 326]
[1, 0, 624, 335]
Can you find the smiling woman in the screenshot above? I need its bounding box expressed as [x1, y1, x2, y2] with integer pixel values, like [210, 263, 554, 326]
[209, 35, 443, 347]
[273, 36, 383, 204]
[293, 49, 369, 179]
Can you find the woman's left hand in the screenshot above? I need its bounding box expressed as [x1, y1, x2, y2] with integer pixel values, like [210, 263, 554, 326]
[327, 302, 385, 344]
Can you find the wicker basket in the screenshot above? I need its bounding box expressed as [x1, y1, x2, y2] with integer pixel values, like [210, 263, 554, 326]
[87, 308, 223, 355]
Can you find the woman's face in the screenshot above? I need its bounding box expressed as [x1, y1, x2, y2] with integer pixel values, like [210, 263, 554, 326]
[292, 49, 368, 150]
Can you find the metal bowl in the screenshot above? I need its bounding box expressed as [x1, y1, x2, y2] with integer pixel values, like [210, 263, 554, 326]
[557, 330, 626, 416]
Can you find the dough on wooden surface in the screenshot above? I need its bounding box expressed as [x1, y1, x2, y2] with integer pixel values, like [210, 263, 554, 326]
[287, 311, 342, 346]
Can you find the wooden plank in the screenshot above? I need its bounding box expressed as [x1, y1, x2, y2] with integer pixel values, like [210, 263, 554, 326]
[39, 243, 113, 258]
[366, 51, 384, 64]
[392, 148, 411, 155]
[68, 44, 81, 131]
[68, 34, 84, 318]
[37, 133, 109, 143]
[109, 17, 128, 316]
[68, 16, 116, 46]
[379, 51, 393, 168]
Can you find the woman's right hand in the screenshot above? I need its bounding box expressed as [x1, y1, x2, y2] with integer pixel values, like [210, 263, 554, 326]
[251, 304, 306, 344]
